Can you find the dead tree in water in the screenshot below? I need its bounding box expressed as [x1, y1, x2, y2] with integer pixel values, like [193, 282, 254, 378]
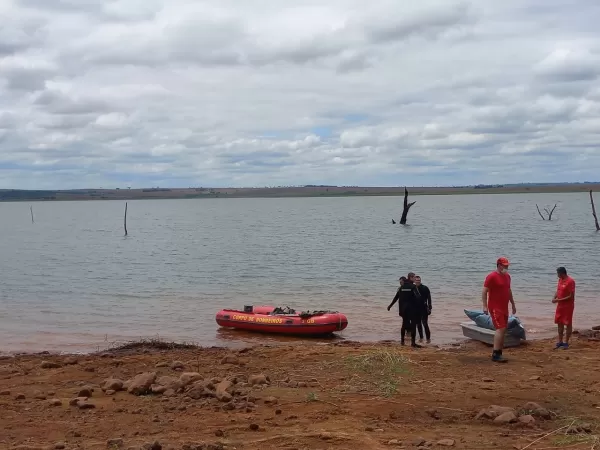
[590, 190, 600, 231]
[536, 204, 557, 221]
[30, 205, 34, 223]
[399, 187, 416, 225]
[124, 202, 128, 236]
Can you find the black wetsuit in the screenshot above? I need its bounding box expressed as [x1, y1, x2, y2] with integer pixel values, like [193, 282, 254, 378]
[415, 284, 432, 341]
[388, 281, 421, 346]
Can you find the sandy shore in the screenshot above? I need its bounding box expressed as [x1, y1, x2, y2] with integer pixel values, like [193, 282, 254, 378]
[1, 333, 599, 450]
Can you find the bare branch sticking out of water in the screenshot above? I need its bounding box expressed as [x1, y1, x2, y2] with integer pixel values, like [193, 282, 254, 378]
[536, 204, 546, 220]
[124, 202, 128, 236]
[590, 191, 600, 231]
[536, 204, 557, 220]
[30, 205, 34, 223]
[399, 187, 416, 225]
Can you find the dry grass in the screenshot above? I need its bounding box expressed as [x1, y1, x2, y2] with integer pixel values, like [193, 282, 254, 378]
[343, 349, 410, 397]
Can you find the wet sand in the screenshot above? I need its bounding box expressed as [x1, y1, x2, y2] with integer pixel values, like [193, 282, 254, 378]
[1, 330, 600, 450]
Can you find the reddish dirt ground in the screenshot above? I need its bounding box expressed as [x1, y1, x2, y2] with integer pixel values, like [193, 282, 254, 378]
[1, 335, 599, 450]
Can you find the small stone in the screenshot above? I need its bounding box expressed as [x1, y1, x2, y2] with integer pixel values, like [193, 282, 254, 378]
[529, 376, 541, 381]
[248, 374, 270, 386]
[41, 361, 61, 369]
[48, 399, 62, 407]
[476, 405, 516, 420]
[365, 426, 375, 432]
[556, 374, 565, 380]
[78, 401, 96, 409]
[412, 438, 426, 446]
[275, 409, 282, 415]
[214, 429, 224, 437]
[64, 357, 79, 365]
[221, 355, 240, 365]
[107, 438, 124, 448]
[482, 377, 495, 382]
[84, 366, 96, 372]
[33, 390, 47, 400]
[221, 402, 235, 411]
[127, 372, 157, 395]
[387, 439, 402, 446]
[102, 379, 124, 392]
[518, 415, 536, 426]
[178, 372, 202, 387]
[151, 385, 167, 394]
[155, 362, 169, 368]
[494, 412, 518, 424]
[249, 423, 259, 431]
[54, 442, 66, 449]
[142, 441, 161, 450]
[437, 439, 455, 446]
[426, 408, 441, 420]
[263, 396, 278, 405]
[78, 387, 93, 398]
[521, 402, 551, 419]
[374, 428, 384, 432]
[15, 393, 26, 400]
[105, 390, 116, 395]
[0, 390, 10, 396]
[171, 361, 185, 370]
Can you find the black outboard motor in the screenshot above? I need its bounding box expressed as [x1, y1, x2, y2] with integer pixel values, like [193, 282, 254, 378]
[244, 305, 253, 313]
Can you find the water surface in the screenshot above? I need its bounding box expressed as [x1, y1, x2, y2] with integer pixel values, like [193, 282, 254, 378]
[0, 193, 598, 353]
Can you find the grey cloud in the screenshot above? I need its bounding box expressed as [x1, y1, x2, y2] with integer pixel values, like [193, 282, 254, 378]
[2, 0, 600, 189]
[364, 2, 474, 44]
[61, 1, 475, 70]
[16, 0, 105, 13]
[32, 90, 113, 115]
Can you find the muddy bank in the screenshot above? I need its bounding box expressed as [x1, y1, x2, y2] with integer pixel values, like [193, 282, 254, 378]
[1, 334, 599, 450]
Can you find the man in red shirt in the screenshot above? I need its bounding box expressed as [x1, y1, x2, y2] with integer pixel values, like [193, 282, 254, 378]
[552, 266, 576, 350]
[481, 257, 517, 363]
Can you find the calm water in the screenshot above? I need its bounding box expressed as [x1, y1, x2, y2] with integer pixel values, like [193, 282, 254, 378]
[0, 193, 599, 354]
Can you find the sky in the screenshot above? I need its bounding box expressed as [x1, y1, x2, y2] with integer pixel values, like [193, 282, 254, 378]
[1, 0, 600, 189]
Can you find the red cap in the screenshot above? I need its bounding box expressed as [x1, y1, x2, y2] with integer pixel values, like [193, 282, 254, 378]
[497, 257, 510, 267]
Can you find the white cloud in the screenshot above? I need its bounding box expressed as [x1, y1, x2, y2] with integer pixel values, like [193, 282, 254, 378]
[1, 0, 600, 188]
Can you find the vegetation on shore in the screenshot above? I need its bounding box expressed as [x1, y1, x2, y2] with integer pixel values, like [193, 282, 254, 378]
[1, 183, 600, 202]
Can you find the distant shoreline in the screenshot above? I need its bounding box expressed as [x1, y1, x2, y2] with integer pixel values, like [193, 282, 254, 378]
[1, 183, 599, 202]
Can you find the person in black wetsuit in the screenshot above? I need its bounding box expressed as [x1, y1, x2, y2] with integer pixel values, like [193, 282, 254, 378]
[414, 275, 432, 343]
[387, 275, 422, 348]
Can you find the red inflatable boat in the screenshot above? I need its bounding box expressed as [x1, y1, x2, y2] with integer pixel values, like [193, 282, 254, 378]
[215, 305, 348, 336]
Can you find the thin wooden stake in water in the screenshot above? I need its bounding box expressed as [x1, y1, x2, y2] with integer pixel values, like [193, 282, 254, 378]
[124, 202, 128, 236]
[590, 190, 600, 231]
[30, 205, 34, 223]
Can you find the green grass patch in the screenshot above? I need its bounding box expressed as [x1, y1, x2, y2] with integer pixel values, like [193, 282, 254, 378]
[344, 349, 410, 397]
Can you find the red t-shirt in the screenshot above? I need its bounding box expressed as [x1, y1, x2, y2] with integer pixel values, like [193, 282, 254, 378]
[484, 271, 511, 311]
[556, 276, 575, 306]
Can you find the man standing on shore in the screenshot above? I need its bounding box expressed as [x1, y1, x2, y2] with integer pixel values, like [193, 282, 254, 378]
[553, 267, 576, 350]
[414, 275, 432, 343]
[388, 275, 422, 348]
[482, 257, 517, 363]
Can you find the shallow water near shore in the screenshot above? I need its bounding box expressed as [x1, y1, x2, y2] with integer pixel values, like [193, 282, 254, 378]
[1, 192, 598, 353]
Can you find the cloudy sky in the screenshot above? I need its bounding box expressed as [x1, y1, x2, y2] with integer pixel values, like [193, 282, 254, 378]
[1, 0, 600, 189]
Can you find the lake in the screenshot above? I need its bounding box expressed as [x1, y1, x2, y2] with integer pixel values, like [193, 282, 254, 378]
[0, 193, 598, 354]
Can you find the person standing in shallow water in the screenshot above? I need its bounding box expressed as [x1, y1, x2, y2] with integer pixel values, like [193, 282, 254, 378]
[553, 266, 576, 350]
[388, 275, 422, 348]
[482, 257, 517, 363]
[414, 275, 432, 344]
